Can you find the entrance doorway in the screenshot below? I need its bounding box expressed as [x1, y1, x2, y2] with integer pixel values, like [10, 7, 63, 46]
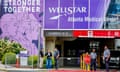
[63, 38, 114, 67]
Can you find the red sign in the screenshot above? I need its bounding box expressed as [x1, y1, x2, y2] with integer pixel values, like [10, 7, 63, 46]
[73, 30, 120, 38]
[93, 30, 120, 38]
[73, 30, 88, 37]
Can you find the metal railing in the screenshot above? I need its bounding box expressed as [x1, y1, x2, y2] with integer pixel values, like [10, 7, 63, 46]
[0, 55, 92, 72]
[3, 56, 81, 69]
[58, 57, 80, 67]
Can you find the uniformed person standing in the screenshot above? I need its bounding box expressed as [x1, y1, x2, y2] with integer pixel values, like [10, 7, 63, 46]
[103, 45, 110, 72]
[90, 49, 97, 71]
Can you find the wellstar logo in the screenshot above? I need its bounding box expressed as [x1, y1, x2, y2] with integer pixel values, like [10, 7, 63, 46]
[49, 7, 87, 20]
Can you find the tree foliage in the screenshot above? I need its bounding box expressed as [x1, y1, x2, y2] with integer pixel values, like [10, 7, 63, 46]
[0, 38, 26, 60]
[2, 52, 16, 64]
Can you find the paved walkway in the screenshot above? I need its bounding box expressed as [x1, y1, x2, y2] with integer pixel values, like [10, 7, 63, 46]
[4, 69, 120, 72]
[0, 62, 7, 72]
[0, 63, 120, 72]
[0, 67, 119, 72]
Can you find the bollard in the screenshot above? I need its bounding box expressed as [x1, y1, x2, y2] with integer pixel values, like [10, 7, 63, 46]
[16, 54, 19, 68]
[16, 58, 19, 68]
[88, 64, 90, 71]
[83, 54, 85, 70]
[81, 54, 83, 69]
[81, 53, 90, 71]
[80, 55, 83, 69]
[83, 54, 86, 72]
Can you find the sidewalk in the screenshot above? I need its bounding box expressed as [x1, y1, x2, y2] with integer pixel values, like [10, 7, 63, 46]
[0, 65, 81, 72]
[3, 68, 120, 72]
[1, 67, 120, 72]
[0, 62, 119, 72]
[0, 62, 7, 72]
[1, 68, 120, 72]
[1, 67, 80, 72]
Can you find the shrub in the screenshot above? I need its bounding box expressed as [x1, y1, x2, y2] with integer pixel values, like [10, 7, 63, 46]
[43, 56, 55, 68]
[2, 52, 16, 64]
[0, 39, 26, 60]
[28, 55, 38, 67]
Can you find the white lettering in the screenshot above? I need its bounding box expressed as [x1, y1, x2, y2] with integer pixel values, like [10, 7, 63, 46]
[36, 0, 40, 6]
[8, 7, 13, 12]
[36, 7, 40, 12]
[3, 6, 41, 13]
[5, 0, 40, 6]
[17, 0, 22, 6]
[68, 17, 83, 22]
[84, 17, 103, 22]
[67, 7, 73, 14]
[81, 7, 87, 13]
[115, 32, 119, 36]
[4, 0, 9, 6]
[49, 7, 87, 14]
[22, 0, 27, 6]
[13, 0, 16, 5]
[3, 0, 41, 13]
[3, 7, 8, 12]
[49, 7, 57, 13]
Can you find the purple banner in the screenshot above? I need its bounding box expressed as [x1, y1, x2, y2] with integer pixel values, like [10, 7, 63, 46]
[44, 0, 110, 29]
[74, 0, 88, 29]
[59, 0, 73, 29]
[44, 0, 58, 29]
[90, 0, 105, 29]
[0, 0, 43, 55]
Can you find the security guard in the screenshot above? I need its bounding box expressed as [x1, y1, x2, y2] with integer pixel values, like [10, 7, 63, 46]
[103, 45, 110, 72]
[90, 49, 97, 71]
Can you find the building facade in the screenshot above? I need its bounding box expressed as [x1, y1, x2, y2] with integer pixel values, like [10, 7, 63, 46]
[0, 0, 120, 68]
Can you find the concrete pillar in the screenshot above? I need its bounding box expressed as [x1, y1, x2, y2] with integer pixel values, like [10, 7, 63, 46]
[115, 39, 120, 50]
[45, 37, 56, 53]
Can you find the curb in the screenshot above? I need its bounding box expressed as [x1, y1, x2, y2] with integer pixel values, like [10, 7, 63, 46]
[0, 68, 7, 72]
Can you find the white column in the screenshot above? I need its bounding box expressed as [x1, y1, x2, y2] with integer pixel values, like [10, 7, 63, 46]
[115, 39, 120, 50]
[45, 37, 56, 53]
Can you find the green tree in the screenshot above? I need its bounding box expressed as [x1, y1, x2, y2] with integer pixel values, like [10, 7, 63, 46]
[0, 39, 8, 59]
[0, 38, 26, 60]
